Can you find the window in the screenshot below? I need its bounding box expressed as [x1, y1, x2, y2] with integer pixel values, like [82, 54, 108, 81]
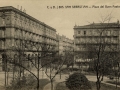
[2, 18, 5, 25]
[113, 30, 117, 36]
[78, 31, 80, 34]
[2, 40, 5, 49]
[84, 31, 86, 35]
[7, 17, 9, 20]
[107, 30, 110, 36]
[0, 40, 2, 49]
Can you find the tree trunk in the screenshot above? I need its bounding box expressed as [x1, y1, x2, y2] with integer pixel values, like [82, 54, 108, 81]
[7, 69, 8, 86]
[116, 76, 117, 89]
[79, 64, 81, 73]
[5, 58, 7, 87]
[42, 69, 44, 79]
[96, 80, 101, 90]
[36, 69, 40, 90]
[5, 66, 6, 87]
[59, 70, 61, 79]
[50, 80, 54, 90]
[13, 64, 15, 82]
[37, 56, 40, 90]
[37, 78, 39, 90]
[37, 68, 40, 90]
[101, 75, 104, 81]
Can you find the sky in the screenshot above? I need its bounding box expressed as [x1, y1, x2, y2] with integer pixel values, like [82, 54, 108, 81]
[0, 0, 120, 39]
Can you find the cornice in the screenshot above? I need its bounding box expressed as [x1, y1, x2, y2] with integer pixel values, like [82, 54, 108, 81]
[0, 6, 56, 32]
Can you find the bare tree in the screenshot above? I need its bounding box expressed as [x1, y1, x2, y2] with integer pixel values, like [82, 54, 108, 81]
[44, 50, 69, 90]
[5, 38, 58, 90]
[27, 41, 58, 90]
[109, 47, 120, 89]
[60, 46, 74, 78]
[65, 49, 74, 69]
[85, 13, 120, 90]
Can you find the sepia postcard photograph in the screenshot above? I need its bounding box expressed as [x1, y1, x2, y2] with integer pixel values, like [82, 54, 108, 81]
[0, 0, 120, 90]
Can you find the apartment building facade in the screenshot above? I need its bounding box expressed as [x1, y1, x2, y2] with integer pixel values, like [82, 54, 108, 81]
[74, 21, 120, 62]
[56, 34, 74, 56]
[0, 6, 58, 71]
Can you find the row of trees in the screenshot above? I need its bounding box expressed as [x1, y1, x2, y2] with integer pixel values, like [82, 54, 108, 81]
[83, 14, 120, 90]
[1, 37, 74, 90]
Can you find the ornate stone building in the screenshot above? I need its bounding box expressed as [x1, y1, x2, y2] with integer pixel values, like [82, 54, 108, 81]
[0, 6, 58, 71]
[74, 21, 120, 62]
[56, 34, 74, 56]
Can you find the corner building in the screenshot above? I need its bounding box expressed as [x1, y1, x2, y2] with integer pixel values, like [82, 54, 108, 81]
[74, 21, 120, 62]
[0, 6, 57, 71]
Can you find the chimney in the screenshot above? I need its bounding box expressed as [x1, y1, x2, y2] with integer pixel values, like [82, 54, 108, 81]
[17, 5, 19, 9]
[20, 6, 22, 11]
[23, 9, 26, 13]
[117, 19, 119, 24]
